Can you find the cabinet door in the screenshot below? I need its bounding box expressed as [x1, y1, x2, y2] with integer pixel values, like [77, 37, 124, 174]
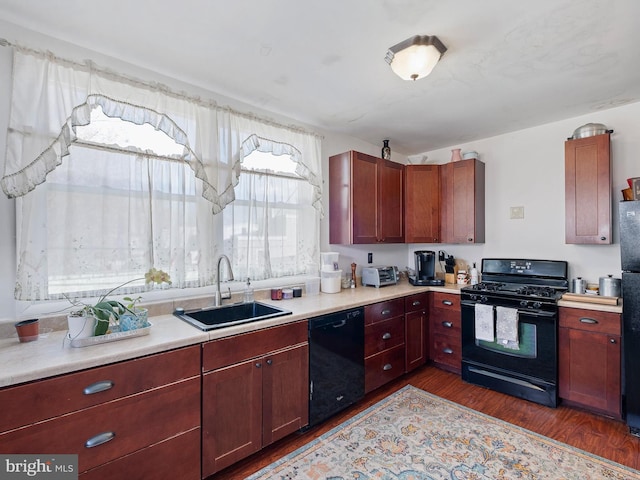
[405, 308, 427, 372]
[352, 152, 380, 244]
[441, 159, 485, 244]
[202, 359, 262, 477]
[378, 159, 404, 243]
[262, 344, 309, 446]
[559, 327, 621, 418]
[565, 133, 611, 244]
[405, 164, 440, 243]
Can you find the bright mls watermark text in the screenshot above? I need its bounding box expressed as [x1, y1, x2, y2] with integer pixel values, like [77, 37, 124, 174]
[1, 455, 77, 479]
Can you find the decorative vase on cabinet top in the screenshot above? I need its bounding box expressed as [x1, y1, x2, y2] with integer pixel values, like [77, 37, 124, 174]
[451, 148, 462, 162]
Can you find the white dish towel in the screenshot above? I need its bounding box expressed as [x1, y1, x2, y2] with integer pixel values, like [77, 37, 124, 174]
[474, 303, 494, 341]
[496, 306, 519, 349]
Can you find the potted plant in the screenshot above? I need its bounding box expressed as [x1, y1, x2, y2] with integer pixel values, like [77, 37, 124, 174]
[66, 268, 171, 339]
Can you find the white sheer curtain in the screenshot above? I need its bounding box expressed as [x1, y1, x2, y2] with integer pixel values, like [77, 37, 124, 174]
[2, 47, 323, 301]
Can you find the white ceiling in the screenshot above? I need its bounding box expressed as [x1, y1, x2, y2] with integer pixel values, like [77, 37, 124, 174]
[1, 0, 639, 155]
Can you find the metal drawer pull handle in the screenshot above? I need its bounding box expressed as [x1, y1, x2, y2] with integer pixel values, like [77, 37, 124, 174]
[382, 332, 392, 340]
[442, 300, 453, 306]
[579, 317, 598, 324]
[383, 364, 393, 371]
[443, 348, 454, 354]
[85, 432, 115, 448]
[442, 321, 453, 328]
[412, 301, 421, 306]
[83, 380, 114, 395]
[381, 309, 391, 316]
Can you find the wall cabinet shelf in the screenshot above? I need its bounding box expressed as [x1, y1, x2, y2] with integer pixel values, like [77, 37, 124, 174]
[329, 150, 404, 244]
[565, 133, 612, 244]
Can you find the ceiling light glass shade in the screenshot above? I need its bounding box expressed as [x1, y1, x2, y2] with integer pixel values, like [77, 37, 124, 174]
[385, 35, 447, 81]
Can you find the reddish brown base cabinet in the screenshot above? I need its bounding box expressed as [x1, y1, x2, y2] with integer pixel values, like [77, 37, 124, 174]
[559, 307, 621, 418]
[429, 292, 461, 374]
[405, 293, 428, 372]
[0, 346, 201, 478]
[201, 321, 309, 477]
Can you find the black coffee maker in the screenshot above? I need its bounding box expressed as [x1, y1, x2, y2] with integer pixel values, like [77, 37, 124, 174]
[409, 250, 444, 286]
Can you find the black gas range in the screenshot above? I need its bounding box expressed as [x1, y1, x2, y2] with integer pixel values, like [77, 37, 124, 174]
[461, 258, 568, 407]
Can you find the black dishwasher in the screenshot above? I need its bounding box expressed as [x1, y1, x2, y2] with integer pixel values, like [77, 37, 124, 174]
[308, 307, 364, 426]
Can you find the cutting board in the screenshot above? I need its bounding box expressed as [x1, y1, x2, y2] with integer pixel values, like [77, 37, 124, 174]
[561, 292, 620, 305]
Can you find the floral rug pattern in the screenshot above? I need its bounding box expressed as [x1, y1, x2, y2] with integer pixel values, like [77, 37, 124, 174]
[247, 385, 640, 480]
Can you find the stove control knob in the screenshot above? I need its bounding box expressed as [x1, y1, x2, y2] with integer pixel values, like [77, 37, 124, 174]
[533, 301, 542, 309]
[480, 295, 488, 303]
[520, 300, 528, 307]
[470, 294, 478, 301]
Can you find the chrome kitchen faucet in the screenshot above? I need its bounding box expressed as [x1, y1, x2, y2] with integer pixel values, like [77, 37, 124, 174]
[214, 254, 235, 307]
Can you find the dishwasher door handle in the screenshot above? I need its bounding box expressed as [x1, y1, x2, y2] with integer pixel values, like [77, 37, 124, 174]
[332, 320, 347, 328]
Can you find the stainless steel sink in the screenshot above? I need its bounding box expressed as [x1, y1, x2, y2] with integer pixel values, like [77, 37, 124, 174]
[174, 301, 292, 331]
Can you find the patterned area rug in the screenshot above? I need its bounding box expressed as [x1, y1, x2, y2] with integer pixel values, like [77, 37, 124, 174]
[247, 385, 640, 480]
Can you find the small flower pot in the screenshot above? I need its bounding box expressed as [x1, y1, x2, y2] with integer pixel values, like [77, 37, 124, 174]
[15, 318, 39, 342]
[119, 308, 149, 331]
[67, 314, 97, 339]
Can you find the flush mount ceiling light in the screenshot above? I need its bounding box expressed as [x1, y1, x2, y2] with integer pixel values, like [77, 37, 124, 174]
[385, 35, 447, 81]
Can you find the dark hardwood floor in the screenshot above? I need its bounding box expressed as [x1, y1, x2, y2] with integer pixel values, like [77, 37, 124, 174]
[210, 365, 640, 479]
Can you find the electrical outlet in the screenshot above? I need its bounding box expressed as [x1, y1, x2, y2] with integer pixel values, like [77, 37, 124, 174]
[368, 252, 373, 264]
[510, 206, 524, 219]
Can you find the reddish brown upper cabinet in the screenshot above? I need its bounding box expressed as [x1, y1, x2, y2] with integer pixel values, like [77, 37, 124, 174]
[559, 307, 621, 419]
[440, 158, 485, 244]
[405, 164, 441, 243]
[565, 133, 612, 244]
[329, 151, 404, 244]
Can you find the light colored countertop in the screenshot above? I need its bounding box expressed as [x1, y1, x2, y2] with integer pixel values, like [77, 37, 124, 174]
[0, 281, 459, 388]
[0, 281, 621, 388]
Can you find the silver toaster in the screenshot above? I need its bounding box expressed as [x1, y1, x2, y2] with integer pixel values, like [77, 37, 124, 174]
[361, 266, 399, 287]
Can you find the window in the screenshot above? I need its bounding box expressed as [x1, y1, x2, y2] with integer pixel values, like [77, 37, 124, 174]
[5, 48, 323, 302]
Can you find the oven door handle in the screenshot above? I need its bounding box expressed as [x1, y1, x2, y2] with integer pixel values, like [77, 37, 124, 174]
[461, 300, 556, 318]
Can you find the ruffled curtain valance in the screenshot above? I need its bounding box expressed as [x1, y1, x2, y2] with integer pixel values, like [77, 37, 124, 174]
[1, 48, 323, 216]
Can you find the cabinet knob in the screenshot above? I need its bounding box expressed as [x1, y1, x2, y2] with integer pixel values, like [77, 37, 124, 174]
[442, 321, 453, 328]
[579, 317, 598, 324]
[83, 380, 114, 395]
[443, 348, 454, 354]
[382, 332, 392, 340]
[412, 300, 421, 306]
[382, 363, 393, 371]
[266, 359, 273, 365]
[85, 432, 115, 448]
[610, 338, 617, 344]
[255, 362, 262, 368]
[468, 237, 473, 242]
[600, 236, 606, 241]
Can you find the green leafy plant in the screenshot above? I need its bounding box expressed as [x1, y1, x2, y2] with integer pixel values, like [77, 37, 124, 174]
[67, 268, 171, 336]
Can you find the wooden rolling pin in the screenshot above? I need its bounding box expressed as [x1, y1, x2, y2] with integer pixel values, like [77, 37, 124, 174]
[561, 292, 619, 305]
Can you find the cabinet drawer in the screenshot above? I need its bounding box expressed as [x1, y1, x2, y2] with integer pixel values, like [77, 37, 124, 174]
[431, 333, 461, 372]
[432, 292, 460, 311]
[0, 377, 200, 473]
[431, 309, 461, 336]
[365, 344, 405, 393]
[365, 298, 404, 325]
[80, 428, 201, 480]
[404, 293, 428, 313]
[203, 320, 308, 371]
[559, 308, 620, 335]
[365, 316, 405, 357]
[0, 345, 200, 432]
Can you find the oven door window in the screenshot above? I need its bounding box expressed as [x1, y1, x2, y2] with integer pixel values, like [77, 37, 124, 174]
[476, 322, 536, 358]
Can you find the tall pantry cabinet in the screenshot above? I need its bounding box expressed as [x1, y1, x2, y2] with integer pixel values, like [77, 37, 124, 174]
[329, 151, 404, 244]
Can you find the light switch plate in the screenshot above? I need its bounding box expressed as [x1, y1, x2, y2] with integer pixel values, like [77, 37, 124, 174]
[510, 206, 524, 219]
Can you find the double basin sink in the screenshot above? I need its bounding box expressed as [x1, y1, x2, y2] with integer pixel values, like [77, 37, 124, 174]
[174, 301, 292, 331]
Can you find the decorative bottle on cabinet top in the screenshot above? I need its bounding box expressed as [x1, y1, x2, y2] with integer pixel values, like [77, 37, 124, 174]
[382, 140, 391, 160]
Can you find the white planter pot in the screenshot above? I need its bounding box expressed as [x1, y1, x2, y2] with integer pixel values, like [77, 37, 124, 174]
[67, 314, 96, 339]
